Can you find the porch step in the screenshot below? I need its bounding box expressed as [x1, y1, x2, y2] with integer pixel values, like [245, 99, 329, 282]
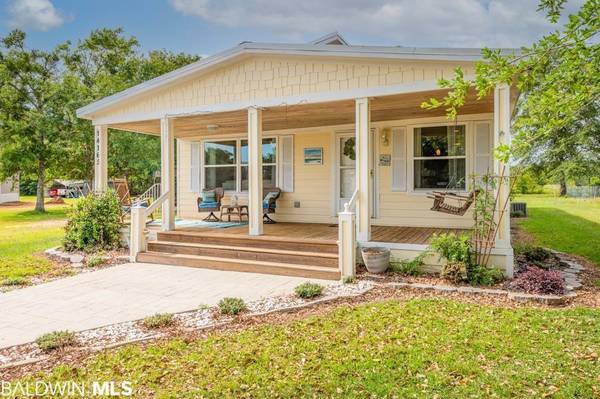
[147, 241, 338, 268]
[156, 231, 338, 254]
[136, 252, 341, 280]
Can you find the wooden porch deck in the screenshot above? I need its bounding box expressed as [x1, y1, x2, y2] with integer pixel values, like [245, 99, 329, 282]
[171, 223, 470, 245]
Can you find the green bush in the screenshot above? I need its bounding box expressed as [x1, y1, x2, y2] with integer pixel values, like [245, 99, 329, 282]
[63, 191, 122, 252]
[142, 313, 175, 329]
[35, 331, 77, 352]
[1, 276, 28, 286]
[87, 254, 106, 268]
[514, 171, 544, 194]
[429, 233, 472, 265]
[294, 282, 324, 299]
[441, 261, 467, 283]
[218, 297, 246, 315]
[389, 252, 427, 276]
[467, 264, 505, 286]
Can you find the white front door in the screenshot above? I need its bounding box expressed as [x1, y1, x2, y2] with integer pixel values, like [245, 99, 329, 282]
[337, 134, 356, 211]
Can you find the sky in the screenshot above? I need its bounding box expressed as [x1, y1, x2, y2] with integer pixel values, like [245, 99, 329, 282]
[0, 0, 583, 57]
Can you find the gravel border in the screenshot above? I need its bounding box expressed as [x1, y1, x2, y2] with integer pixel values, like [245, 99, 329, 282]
[0, 281, 374, 370]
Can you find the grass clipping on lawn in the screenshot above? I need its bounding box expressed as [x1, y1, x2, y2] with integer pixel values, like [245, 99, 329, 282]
[19, 299, 600, 398]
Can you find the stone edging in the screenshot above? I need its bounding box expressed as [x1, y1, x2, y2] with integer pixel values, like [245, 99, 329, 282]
[384, 281, 577, 305]
[0, 287, 374, 371]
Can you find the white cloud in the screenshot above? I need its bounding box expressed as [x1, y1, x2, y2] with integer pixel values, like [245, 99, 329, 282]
[169, 0, 583, 47]
[8, 0, 65, 31]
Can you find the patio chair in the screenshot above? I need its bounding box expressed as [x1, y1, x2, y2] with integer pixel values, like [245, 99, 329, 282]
[427, 190, 479, 216]
[197, 187, 224, 222]
[263, 187, 281, 224]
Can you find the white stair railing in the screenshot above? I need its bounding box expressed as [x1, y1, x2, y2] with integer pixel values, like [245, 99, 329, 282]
[129, 191, 169, 262]
[338, 189, 358, 280]
[132, 183, 161, 206]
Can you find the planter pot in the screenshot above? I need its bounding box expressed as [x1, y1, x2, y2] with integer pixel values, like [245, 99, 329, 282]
[361, 247, 390, 273]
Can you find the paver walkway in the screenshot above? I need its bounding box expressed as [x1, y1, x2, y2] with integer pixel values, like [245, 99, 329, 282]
[0, 263, 331, 348]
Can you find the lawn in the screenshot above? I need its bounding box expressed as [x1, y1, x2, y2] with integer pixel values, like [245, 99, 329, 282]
[25, 299, 600, 398]
[0, 196, 73, 283]
[514, 194, 600, 267]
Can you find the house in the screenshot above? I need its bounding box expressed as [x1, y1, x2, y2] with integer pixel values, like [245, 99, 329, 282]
[77, 32, 516, 280]
[0, 176, 19, 204]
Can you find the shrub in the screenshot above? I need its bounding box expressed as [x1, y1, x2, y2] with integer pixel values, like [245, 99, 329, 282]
[518, 246, 559, 269]
[389, 252, 427, 276]
[142, 313, 174, 329]
[429, 233, 472, 265]
[87, 254, 106, 268]
[468, 264, 505, 286]
[35, 331, 77, 352]
[1, 276, 28, 286]
[441, 261, 467, 283]
[294, 282, 324, 299]
[510, 267, 565, 295]
[218, 297, 246, 315]
[63, 191, 122, 252]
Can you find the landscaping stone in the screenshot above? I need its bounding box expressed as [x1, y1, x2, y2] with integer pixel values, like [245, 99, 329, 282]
[69, 254, 84, 264]
[71, 263, 84, 268]
[508, 292, 569, 306]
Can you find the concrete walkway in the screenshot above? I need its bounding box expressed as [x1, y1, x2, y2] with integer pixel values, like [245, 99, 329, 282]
[0, 263, 331, 348]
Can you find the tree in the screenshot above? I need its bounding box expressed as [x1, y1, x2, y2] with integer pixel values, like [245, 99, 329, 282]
[0, 30, 69, 212]
[422, 0, 599, 195]
[61, 28, 199, 194]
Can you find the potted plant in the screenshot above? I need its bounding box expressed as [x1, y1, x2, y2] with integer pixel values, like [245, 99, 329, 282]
[361, 246, 390, 273]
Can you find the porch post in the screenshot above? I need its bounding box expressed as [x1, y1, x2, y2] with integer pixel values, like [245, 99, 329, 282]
[248, 107, 263, 236]
[493, 84, 513, 276]
[93, 124, 108, 193]
[355, 97, 371, 242]
[160, 116, 175, 231]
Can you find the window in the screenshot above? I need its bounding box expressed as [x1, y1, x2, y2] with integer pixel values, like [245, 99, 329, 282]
[241, 137, 277, 190]
[413, 125, 466, 190]
[202, 138, 277, 192]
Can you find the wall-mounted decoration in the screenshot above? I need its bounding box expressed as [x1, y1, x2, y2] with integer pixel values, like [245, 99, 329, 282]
[304, 147, 323, 165]
[379, 154, 391, 166]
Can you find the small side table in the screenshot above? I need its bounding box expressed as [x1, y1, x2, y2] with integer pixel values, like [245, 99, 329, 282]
[220, 205, 248, 222]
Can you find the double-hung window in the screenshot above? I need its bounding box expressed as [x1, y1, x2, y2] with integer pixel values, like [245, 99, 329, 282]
[202, 138, 277, 192]
[413, 125, 466, 190]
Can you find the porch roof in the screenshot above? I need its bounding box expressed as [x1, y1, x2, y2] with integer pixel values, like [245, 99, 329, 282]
[108, 87, 493, 137]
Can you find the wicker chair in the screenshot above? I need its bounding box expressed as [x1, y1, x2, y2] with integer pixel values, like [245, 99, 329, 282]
[263, 187, 281, 224]
[197, 187, 224, 222]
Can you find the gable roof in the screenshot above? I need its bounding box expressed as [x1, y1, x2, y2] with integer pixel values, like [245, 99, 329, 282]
[77, 33, 518, 119]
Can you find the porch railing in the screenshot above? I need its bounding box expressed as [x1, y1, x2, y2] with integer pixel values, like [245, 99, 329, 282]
[338, 188, 358, 279]
[129, 190, 169, 261]
[133, 183, 161, 206]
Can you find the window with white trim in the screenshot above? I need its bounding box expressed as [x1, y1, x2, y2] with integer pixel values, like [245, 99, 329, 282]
[413, 125, 466, 190]
[202, 138, 277, 192]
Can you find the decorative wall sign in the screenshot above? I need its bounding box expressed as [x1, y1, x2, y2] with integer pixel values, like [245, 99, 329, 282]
[304, 147, 323, 165]
[379, 154, 391, 166]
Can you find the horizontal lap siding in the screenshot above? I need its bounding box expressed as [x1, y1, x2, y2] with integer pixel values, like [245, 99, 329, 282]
[95, 56, 475, 120]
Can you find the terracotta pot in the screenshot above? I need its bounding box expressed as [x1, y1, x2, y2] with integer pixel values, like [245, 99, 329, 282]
[361, 247, 390, 273]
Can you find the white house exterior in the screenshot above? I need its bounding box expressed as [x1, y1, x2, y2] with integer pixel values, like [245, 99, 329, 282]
[77, 33, 517, 279]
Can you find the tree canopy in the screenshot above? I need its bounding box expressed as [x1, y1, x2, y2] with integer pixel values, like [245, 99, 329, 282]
[423, 0, 599, 193]
[0, 28, 199, 211]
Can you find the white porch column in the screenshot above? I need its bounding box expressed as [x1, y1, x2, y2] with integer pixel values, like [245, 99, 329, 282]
[355, 97, 371, 242]
[248, 107, 263, 236]
[493, 84, 513, 276]
[160, 116, 175, 231]
[93, 125, 108, 193]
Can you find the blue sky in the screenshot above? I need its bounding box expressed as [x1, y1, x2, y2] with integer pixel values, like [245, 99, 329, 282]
[0, 0, 582, 57]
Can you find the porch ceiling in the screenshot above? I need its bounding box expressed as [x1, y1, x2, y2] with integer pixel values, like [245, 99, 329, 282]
[108, 88, 493, 137]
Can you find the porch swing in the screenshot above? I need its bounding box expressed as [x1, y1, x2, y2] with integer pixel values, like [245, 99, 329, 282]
[424, 120, 478, 216]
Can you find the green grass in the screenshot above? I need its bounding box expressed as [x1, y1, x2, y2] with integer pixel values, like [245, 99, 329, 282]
[514, 194, 600, 267]
[0, 196, 73, 282]
[23, 299, 600, 398]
